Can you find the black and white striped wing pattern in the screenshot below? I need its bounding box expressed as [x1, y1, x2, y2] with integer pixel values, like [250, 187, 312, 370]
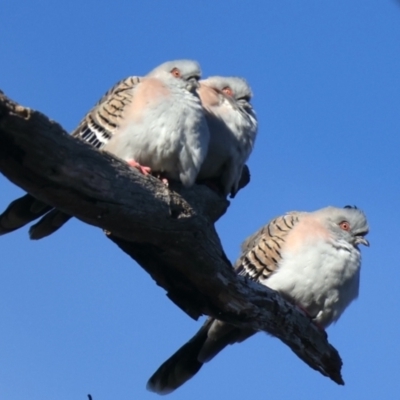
[72, 76, 141, 149]
[235, 211, 302, 282]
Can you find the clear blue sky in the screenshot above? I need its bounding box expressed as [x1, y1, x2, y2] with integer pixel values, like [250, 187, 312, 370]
[1, 1, 399, 399]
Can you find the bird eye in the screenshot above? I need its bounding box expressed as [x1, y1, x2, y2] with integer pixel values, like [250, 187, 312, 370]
[222, 87, 234, 97]
[339, 221, 351, 231]
[171, 68, 181, 78]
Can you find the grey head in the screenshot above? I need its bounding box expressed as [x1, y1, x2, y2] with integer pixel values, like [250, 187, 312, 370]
[200, 76, 254, 111]
[146, 59, 202, 91]
[315, 205, 369, 247]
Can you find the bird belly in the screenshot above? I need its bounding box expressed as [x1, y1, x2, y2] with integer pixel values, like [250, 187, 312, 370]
[104, 89, 208, 185]
[264, 240, 361, 328]
[197, 108, 249, 195]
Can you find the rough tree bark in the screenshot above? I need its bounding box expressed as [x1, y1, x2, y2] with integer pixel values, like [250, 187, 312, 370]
[0, 90, 344, 385]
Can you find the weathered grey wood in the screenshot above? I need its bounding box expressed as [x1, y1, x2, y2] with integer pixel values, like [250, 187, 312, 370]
[0, 90, 344, 385]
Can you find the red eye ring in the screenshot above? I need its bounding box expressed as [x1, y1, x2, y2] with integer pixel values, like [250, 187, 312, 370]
[339, 221, 351, 231]
[171, 68, 181, 78]
[222, 87, 233, 97]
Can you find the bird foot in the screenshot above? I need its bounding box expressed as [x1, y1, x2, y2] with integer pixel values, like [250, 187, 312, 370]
[153, 172, 169, 186]
[296, 304, 325, 332]
[127, 159, 152, 175]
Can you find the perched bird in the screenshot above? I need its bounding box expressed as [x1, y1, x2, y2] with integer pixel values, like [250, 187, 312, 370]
[0, 60, 209, 239]
[102, 60, 209, 184]
[147, 206, 369, 394]
[197, 76, 257, 197]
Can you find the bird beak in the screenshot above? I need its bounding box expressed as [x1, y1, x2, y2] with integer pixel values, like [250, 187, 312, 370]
[356, 237, 369, 247]
[237, 98, 250, 107]
[186, 77, 200, 91]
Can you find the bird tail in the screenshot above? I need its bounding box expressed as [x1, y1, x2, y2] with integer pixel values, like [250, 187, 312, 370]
[146, 323, 209, 395]
[147, 319, 251, 394]
[0, 194, 52, 235]
[29, 210, 72, 240]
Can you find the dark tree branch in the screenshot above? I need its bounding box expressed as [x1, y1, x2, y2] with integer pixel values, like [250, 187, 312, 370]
[0, 90, 344, 385]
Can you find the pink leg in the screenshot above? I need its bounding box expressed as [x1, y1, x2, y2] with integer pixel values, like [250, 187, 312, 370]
[153, 172, 169, 186]
[127, 159, 152, 175]
[296, 304, 325, 331]
[127, 160, 169, 186]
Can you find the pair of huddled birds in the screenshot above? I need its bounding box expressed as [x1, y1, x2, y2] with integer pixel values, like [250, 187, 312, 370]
[0, 59, 370, 393]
